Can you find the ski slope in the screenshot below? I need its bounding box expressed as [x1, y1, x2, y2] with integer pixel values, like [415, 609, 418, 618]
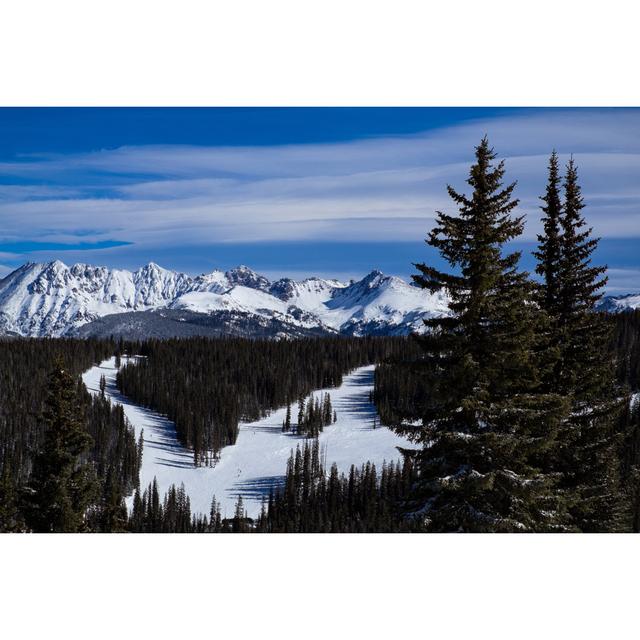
[82, 357, 418, 518]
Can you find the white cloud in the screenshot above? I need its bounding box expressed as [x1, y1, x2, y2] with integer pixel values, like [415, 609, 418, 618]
[0, 109, 639, 250]
[604, 268, 640, 293]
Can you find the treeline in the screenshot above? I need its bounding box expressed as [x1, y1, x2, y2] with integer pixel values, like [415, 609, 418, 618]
[116, 336, 412, 464]
[0, 338, 141, 532]
[255, 439, 417, 532]
[127, 480, 254, 533]
[373, 339, 425, 427]
[128, 480, 205, 533]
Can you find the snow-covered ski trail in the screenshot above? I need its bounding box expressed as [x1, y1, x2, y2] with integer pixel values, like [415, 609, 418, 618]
[82, 357, 417, 518]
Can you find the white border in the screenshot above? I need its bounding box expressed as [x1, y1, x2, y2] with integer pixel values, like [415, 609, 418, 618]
[2, 534, 639, 639]
[1, 1, 639, 638]
[0, 1, 638, 106]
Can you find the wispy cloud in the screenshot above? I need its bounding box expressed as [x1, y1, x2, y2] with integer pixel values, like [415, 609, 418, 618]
[603, 268, 640, 293]
[0, 109, 639, 263]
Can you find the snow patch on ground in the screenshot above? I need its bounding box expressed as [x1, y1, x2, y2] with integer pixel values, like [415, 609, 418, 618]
[82, 357, 417, 518]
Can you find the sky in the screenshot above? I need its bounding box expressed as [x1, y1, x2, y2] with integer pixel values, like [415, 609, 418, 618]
[0, 107, 639, 292]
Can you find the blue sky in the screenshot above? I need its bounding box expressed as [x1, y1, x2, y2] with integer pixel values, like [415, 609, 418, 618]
[1, 107, 639, 291]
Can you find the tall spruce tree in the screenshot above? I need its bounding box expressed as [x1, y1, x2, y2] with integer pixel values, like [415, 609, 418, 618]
[553, 158, 625, 531]
[534, 151, 563, 315]
[556, 158, 609, 395]
[409, 137, 569, 532]
[24, 357, 98, 532]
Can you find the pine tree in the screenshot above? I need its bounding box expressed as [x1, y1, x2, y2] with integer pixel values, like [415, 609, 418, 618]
[285, 402, 292, 432]
[130, 487, 144, 531]
[410, 137, 569, 532]
[136, 429, 144, 484]
[232, 495, 248, 533]
[552, 158, 625, 531]
[209, 494, 222, 532]
[149, 477, 162, 532]
[534, 151, 563, 315]
[532, 151, 565, 392]
[99, 469, 128, 532]
[24, 357, 98, 532]
[297, 396, 305, 434]
[556, 157, 609, 395]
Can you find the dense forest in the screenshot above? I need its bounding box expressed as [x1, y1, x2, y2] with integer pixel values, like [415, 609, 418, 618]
[0, 338, 141, 532]
[116, 336, 413, 464]
[255, 439, 418, 532]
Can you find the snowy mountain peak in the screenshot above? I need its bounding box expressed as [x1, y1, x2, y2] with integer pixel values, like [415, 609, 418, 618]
[225, 265, 271, 291]
[134, 262, 171, 278]
[50, 259, 68, 271]
[598, 292, 640, 313]
[356, 269, 396, 290]
[268, 278, 297, 301]
[0, 260, 450, 338]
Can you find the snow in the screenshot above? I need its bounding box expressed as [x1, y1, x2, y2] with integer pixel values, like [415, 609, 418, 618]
[172, 286, 290, 316]
[323, 271, 450, 330]
[82, 356, 418, 519]
[0, 260, 449, 337]
[599, 292, 640, 312]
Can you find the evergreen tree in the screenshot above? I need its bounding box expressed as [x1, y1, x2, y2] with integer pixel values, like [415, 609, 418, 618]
[130, 487, 144, 531]
[556, 157, 609, 395]
[98, 469, 128, 532]
[285, 402, 292, 432]
[532, 151, 565, 391]
[149, 477, 162, 532]
[24, 358, 98, 532]
[534, 151, 563, 315]
[297, 396, 305, 433]
[232, 495, 249, 533]
[410, 137, 569, 532]
[136, 429, 144, 484]
[553, 158, 625, 531]
[209, 495, 222, 532]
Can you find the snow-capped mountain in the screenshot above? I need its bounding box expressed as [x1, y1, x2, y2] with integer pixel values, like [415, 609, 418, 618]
[0, 260, 449, 338]
[598, 293, 640, 313]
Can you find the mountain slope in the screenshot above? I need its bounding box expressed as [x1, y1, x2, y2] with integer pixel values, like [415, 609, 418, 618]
[598, 293, 640, 313]
[0, 260, 449, 338]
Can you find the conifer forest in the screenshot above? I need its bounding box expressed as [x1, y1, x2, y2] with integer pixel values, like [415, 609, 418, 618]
[2, 138, 640, 533]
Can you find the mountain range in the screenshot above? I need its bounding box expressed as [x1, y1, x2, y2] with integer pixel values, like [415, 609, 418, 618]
[1, 260, 635, 339]
[0, 260, 451, 338]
